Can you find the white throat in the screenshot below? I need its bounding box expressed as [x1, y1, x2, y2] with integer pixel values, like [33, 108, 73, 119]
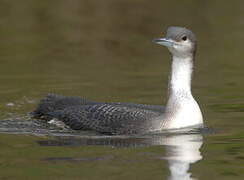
[162, 55, 203, 129]
[170, 56, 192, 94]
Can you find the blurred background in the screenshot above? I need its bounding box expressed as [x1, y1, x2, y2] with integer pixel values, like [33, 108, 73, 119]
[0, 0, 243, 119]
[0, 0, 243, 179]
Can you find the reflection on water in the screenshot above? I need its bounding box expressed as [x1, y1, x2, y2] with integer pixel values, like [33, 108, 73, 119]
[0, 117, 203, 179]
[38, 133, 203, 180]
[164, 134, 202, 180]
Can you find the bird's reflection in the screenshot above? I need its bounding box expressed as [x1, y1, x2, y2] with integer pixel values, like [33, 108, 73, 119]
[38, 132, 203, 180]
[162, 134, 202, 180]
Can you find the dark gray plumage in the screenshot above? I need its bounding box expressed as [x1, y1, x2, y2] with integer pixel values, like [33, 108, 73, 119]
[50, 103, 162, 134]
[32, 94, 164, 135]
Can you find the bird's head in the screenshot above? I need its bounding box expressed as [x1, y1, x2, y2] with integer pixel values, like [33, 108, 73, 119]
[154, 26, 196, 58]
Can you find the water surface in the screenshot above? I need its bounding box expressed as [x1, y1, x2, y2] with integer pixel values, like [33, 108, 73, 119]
[0, 0, 243, 179]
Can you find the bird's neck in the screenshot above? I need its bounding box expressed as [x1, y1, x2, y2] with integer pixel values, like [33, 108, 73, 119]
[163, 55, 203, 129]
[168, 55, 193, 96]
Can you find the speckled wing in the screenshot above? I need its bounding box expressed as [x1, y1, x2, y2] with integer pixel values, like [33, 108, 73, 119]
[32, 94, 165, 120]
[32, 94, 97, 119]
[49, 104, 162, 135]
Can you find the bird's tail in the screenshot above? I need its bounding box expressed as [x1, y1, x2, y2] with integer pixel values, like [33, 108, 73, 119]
[30, 94, 65, 119]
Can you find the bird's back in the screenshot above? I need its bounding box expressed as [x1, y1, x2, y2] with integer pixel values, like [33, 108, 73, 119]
[32, 94, 165, 134]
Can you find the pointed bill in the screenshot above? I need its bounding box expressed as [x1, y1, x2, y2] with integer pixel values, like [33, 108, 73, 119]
[153, 38, 174, 47]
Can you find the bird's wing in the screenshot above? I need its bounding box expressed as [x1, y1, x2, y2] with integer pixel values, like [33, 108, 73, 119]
[32, 94, 97, 118]
[32, 94, 165, 119]
[49, 104, 162, 135]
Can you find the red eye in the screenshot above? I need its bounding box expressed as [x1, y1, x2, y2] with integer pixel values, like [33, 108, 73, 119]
[182, 36, 187, 41]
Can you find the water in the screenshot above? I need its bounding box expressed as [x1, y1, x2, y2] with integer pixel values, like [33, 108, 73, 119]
[0, 0, 243, 179]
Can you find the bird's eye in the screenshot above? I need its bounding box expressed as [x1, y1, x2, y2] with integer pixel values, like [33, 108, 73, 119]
[182, 36, 187, 41]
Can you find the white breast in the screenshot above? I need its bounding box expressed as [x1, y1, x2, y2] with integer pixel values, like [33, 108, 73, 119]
[165, 97, 203, 129]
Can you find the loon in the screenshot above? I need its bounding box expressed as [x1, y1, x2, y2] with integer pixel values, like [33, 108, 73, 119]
[32, 26, 203, 135]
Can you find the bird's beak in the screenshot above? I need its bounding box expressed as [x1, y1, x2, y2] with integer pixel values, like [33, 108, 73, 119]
[153, 38, 174, 47]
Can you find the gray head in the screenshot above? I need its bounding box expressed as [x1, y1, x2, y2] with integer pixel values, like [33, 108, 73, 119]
[153, 26, 197, 57]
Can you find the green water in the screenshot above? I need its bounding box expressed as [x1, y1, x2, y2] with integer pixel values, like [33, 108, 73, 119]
[0, 0, 243, 179]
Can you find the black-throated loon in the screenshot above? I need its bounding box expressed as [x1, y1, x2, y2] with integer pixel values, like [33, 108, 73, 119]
[32, 26, 203, 135]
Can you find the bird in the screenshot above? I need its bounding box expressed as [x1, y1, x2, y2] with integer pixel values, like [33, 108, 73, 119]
[32, 26, 203, 135]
